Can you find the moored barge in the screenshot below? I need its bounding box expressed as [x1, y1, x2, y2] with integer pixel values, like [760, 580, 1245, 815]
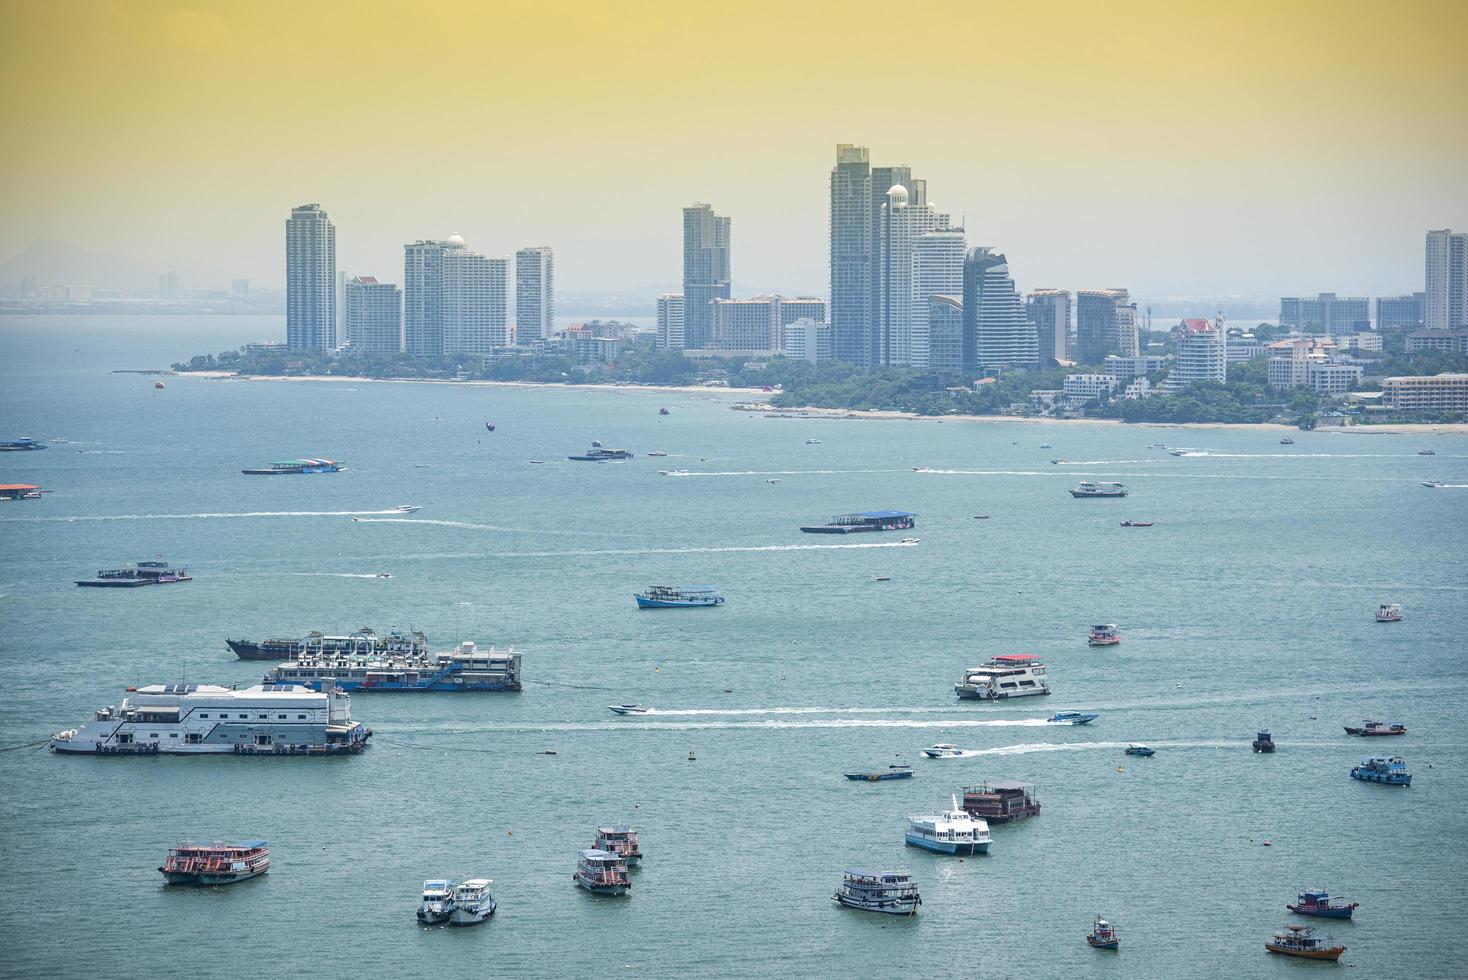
[76, 559, 191, 588]
[800, 510, 915, 534]
[961, 781, 1041, 823]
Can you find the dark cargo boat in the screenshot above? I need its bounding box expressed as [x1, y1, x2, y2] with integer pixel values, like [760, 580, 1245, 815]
[77, 559, 191, 588]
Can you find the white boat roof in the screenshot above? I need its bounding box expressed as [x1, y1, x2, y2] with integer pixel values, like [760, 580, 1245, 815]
[132, 683, 326, 701]
[457, 878, 493, 889]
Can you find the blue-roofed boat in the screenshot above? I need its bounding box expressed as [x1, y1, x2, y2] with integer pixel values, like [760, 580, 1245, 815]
[242, 458, 345, 475]
[1048, 711, 1098, 725]
[1350, 755, 1412, 785]
[0, 437, 47, 451]
[635, 584, 725, 608]
[845, 765, 915, 781]
[799, 510, 916, 534]
[1288, 889, 1358, 919]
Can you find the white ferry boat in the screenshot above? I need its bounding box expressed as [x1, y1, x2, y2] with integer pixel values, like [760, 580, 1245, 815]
[954, 654, 1050, 700]
[833, 869, 921, 915]
[1069, 482, 1128, 498]
[50, 683, 371, 755]
[417, 879, 455, 924]
[264, 642, 521, 692]
[905, 794, 992, 855]
[449, 879, 496, 925]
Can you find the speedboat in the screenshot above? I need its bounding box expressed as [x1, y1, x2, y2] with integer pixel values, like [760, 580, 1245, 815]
[607, 704, 650, 715]
[1287, 890, 1358, 919]
[1344, 720, 1406, 737]
[1124, 744, 1155, 757]
[1039, 443, 1053, 449]
[1048, 712, 1098, 725]
[845, 765, 915, 782]
[417, 879, 456, 924]
[905, 794, 991, 855]
[1148, 443, 1167, 449]
[449, 879, 496, 925]
[376, 573, 391, 579]
[922, 743, 963, 758]
[648, 451, 669, 457]
[899, 537, 920, 544]
[1265, 924, 1344, 960]
[1280, 436, 1295, 445]
[1086, 915, 1119, 950]
[805, 439, 822, 445]
[1422, 481, 1445, 488]
[1417, 449, 1435, 455]
[766, 479, 780, 484]
[392, 504, 421, 513]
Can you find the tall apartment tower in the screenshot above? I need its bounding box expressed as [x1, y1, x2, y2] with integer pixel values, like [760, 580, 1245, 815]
[1426, 229, 1468, 330]
[286, 204, 336, 351]
[404, 236, 463, 356]
[879, 186, 949, 366]
[441, 245, 509, 354]
[910, 228, 966, 370]
[1025, 289, 1072, 365]
[344, 276, 403, 354]
[515, 246, 554, 344]
[1076, 288, 1138, 363]
[830, 144, 874, 366]
[964, 248, 1037, 370]
[656, 294, 685, 350]
[1165, 317, 1227, 390]
[682, 203, 731, 350]
[1376, 292, 1426, 330]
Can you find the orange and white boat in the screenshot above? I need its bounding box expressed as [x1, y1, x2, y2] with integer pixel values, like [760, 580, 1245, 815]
[1265, 924, 1344, 961]
[1088, 624, 1121, 646]
[159, 840, 269, 885]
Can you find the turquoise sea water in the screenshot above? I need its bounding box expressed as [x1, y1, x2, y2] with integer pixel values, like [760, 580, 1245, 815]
[1, 315, 1466, 979]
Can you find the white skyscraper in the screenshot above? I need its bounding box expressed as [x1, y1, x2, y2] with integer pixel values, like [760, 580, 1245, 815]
[344, 276, 403, 354]
[1426, 228, 1468, 330]
[656, 293, 685, 350]
[879, 185, 949, 366]
[286, 203, 336, 351]
[910, 228, 966, 369]
[964, 248, 1037, 369]
[1164, 317, 1227, 390]
[515, 246, 554, 344]
[442, 245, 509, 354]
[404, 236, 462, 357]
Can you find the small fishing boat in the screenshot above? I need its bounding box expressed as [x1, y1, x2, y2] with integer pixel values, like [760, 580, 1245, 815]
[594, 825, 643, 866]
[1049, 711, 1098, 725]
[922, 743, 963, 758]
[659, 407, 670, 416]
[905, 794, 992, 855]
[1287, 889, 1358, 919]
[1088, 624, 1121, 646]
[1119, 520, 1153, 527]
[1124, 744, 1155, 757]
[1350, 755, 1411, 786]
[1280, 436, 1295, 445]
[159, 840, 269, 885]
[417, 879, 456, 924]
[635, 584, 724, 609]
[450, 879, 496, 925]
[1252, 730, 1276, 753]
[1039, 443, 1053, 449]
[845, 764, 915, 781]
[833, 869, 921, 915]
[574, 849, 630, 896]
[607, 704, 650, 715]
[1148, 444, 1167, 449]
[1265, 924, 1344, 960]
[1344, 720, 1406, 737]
[1086, 915, 1119, 950]
[1375, 603, 1403, 622]
[485, 421, 496, 432]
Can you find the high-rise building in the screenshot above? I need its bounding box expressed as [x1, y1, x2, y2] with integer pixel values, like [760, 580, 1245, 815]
[286, 203, 336, 351]
[1076, 288, 1137, 363]
[927, 295, 965, 372]
[1025, 289, 1072, 365]
[441, 245, 508, 355]
[404, 236, 462, 356]
[963, 248, 1036, 370]
[829, 144, 874, 367]
[344, 276, 403, 354]
[515, 246, 554, 344]
[1376, 292, 1425, 330]
[656, 294, 684, 350]
[1425, 229, 1468, 330]
[910, 228, 966, 369]
[879, 187, 950, 366]
[682, 203, 730, 350]
[1164, 317, 1227, 390]
[158, 271, 179, 301]
[707, 296, 826, 354]
[1279, 292, 1370, 334]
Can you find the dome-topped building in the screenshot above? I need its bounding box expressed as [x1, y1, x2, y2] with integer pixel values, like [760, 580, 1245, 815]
[446, 233, 466, 247]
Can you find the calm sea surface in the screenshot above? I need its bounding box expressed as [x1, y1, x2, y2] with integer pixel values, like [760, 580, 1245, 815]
[1, 315, 1466, 979]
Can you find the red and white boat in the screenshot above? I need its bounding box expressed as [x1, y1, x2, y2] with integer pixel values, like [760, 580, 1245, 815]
[159, 840, 269, 885]
[1088, 624, 1121, 646]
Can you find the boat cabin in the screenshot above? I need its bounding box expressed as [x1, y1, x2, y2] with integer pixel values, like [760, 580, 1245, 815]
[962, 780, 1041, 822]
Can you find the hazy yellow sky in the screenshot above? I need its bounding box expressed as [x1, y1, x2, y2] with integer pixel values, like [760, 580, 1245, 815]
[2, 0, 1465, 299]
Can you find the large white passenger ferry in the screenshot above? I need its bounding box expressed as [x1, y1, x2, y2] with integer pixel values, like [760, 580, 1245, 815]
[954, 654, 1051, 700]
[50, 683, 371, 755]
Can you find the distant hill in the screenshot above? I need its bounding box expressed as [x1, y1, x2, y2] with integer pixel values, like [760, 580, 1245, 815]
[0, 240, 155, 291]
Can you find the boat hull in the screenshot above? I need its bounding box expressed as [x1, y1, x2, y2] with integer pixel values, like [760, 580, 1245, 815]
[417, 909, 452, 925]
[1344, 727, 1405, 737]
[574, 877, 629, 896]
[833, 893, 920, 915]
[449, 903, 496, 925]
[905, 833, 989, 855]
[1088, 638, 1120, 646]
[955, 687, 1050, 700]
[635, 597, 723, 608]
[1265, 944, 1344, 960]
[198, 867, 268, 886]
[1287, 904, 1354, 919]
[1350, 770, 1411, 785]
[1086, 937, 1119, 950]
[845, 771, 914, 781]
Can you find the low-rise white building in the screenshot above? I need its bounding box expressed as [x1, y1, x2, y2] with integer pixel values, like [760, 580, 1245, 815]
[1381, 373, 1468, 412]
[1103, 354, 1169, 380]
[1307, 361, 1363, 394]
[780, 317, 834, 363]
[1062, 373, 1118, 401]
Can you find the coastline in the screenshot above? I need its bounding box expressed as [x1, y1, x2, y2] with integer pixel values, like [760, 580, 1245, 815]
[171, 371, 1468, 434]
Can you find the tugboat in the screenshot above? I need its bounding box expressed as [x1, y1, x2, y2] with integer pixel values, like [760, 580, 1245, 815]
[1124, 744, 1155, 757]
[593, 825, 642, 866]
[921, 743, 964, 758]
[961, 781, 1041, 823]
[634, 584, 725, 608]
[845, 765, 915, 781]
[568, 441, 634, 462]
[1344, 720, 1406, 737]
[574, 849, 631, 895]
[417, 880, 456, 924]
[1252, 730, 1276, 753]
[159, 840, 269, 885]
[1088, 624, 1121, 646]
[1375, 603, 1403, 622]
[1350, 755, 1412, 786]
[1265, 924, 1345, 961]
[905, 794, 992, 855]
[1287, 889, 1358, 919]
[833, 869, 921, 915]
[1086, 915, 1120, 950]
[76, 559, 192, 588]
[1069, 481, 1127, 498]
[1048, 711, 1099, 725]
[449, 879, 496, 925]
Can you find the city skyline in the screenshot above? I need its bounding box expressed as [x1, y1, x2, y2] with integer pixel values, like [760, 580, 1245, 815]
[2, 1, 1465, 298]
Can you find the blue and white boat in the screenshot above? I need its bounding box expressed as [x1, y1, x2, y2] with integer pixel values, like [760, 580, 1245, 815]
[417, 879, 456, 924]
[1049, 711, 1099, 725]
[1350, 755, 1412, 786]
[635, 585, 725, 609]
[449, 879, 496, 925]
[0, 436, 47, 451]
[264, 642, 521, 692]
[1124, 744, 1155, 757]
[833, 869, 921, 915]
[905, 794, 992, 855]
